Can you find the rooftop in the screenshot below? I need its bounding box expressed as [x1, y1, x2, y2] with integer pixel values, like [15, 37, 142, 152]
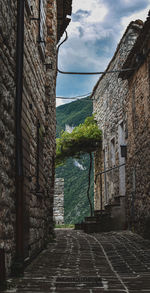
[57, 0, 72, 42]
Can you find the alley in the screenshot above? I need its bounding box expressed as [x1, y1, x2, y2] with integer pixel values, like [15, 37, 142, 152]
[4, 229, 150, 293]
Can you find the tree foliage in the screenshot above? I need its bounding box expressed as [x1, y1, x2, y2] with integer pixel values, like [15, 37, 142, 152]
[56, 114, 102, 217]
[56, 115, 102, 167]
[56, 96, 92, 137]
[56, 97, 94, 223]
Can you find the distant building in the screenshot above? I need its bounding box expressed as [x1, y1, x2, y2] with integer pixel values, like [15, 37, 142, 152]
[119, 13, 150, 238]
[91, 20, 143, 230]
[54, 178, 64, 225]
[0, 0, 72, 276]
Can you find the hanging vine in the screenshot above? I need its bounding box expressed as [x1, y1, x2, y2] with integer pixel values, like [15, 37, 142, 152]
[55, 115, 102, 216]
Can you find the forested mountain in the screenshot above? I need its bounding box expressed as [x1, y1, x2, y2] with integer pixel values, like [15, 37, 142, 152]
[56, 97, 93, 137]
[56, 97, 94, 223]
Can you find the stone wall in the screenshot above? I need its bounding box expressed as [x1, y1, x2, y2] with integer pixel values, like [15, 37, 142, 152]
[119, 17, 150, 237]
[0, 0, 17, 275]
[22, 0, 57, 260]
[53, 178, 64, 225]
[0, 0, 72, 276]
[92, 21, 142, 212]
[126, 59, 150, 237]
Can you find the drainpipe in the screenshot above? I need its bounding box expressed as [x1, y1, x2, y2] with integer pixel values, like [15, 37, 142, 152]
[100, 174, 103, 212]
[0, 249, 6, 290]
[12, 0, 25, 276]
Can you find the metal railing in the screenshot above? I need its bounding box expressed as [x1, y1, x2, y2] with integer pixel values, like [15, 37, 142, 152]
[95, 163, 126, 211]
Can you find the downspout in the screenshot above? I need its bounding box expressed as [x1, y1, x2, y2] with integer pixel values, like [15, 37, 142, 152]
[13, 0, 25, 276]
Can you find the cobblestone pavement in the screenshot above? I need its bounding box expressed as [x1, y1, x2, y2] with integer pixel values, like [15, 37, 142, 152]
[4, 229, 150, 293]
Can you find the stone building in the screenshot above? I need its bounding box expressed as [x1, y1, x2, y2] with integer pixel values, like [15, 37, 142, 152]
[0, 0, 72, 277]
[53, 178, 64, 225]
[119, 14, 150, 238]
[91, 20, 143, 229]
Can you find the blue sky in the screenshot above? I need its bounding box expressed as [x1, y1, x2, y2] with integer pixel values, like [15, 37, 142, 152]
[56, 0, 150, 106]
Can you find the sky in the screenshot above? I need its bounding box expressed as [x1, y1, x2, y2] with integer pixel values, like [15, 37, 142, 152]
[56, 0, 150, 107]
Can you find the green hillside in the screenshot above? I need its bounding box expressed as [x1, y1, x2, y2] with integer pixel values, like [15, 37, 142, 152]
[56, 97, 92, 137]
[56, 97, 94, 224]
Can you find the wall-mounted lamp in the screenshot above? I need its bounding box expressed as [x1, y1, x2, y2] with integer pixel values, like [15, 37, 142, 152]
[120, 145, 127, 158]
[44, 63, 53, 70]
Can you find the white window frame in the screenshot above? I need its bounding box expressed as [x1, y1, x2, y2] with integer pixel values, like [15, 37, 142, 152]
[118, 121, 126, 196]
[110, 137, 116, 167]
[38, 0, 46, 60]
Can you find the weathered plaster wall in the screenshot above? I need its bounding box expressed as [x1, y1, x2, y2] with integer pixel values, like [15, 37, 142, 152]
[53, 178, 64, 225]
[92, 21, 142, 211]
[0, 1, 17, 274]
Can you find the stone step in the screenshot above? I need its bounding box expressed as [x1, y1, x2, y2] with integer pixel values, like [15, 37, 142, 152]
[75, 223, 83, 230]
[84, 217, 113, 234]
[94, 209, 110, 217]
[85, 212, 112, 222]
[75, 197, 126, 233]
[84, 216, 97, 222]
[113, 195, 125, 205]
[105, 202, 120, 213]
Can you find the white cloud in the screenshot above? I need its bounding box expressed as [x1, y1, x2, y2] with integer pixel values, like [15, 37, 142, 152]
[67, 22, 111, 44]
[67, 0, 108, 40]
[85, 2, 108, 23]
[72, 0, 107, 17]
[57, 0, 150, 106]
[57, 0, 111, 78]
[65, 125, 74, 133]
[66, 21, 81, 37]
[74, 159, 86, 170]
[123, 0, 150, 7]
[58, 38, 110, 71]
[123, 0, 132, 3]
[121, 6, 149, 32]
[56, 99, 72, 107]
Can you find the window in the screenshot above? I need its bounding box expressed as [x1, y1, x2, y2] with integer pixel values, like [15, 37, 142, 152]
[110, 138, 115, 167]
[118, 122, 126, 196]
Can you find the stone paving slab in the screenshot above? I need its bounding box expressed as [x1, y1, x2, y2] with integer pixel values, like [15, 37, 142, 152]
[3, 229, 150, 292]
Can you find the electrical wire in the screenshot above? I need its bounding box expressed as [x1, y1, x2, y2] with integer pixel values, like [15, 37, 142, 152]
[57, 31, 136, 75]
[58, 67, 135, 75]
[56, 97, 91, 100]
[56, 31, 137, 102]
[56, 92, 92, 99]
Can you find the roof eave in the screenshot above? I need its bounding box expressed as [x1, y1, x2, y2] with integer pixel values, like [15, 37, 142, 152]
[119, 14, 150, 80]
[90, 20, 143, 97]
[57, 0, 72, 43]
